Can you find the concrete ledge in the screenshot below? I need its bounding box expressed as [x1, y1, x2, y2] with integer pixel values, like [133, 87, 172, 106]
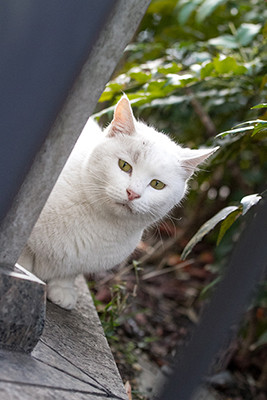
[0, 276, 128, 400]
[0, 264, 46, 353]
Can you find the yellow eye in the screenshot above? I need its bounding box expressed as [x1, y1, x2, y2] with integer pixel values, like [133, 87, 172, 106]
[150, 179, 166, 190]
[119, 159, 132, 173]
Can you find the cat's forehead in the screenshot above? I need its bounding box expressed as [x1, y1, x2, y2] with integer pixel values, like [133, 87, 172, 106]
[117, 137, 150, 163]
[117, 133, 181, 177]
[131, 125, 180, 161]
[107, 120, 183, 167]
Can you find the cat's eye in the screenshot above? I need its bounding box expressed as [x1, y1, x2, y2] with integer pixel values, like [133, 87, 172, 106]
[150, 179, 166, 190]
[119, 159, 132, 173]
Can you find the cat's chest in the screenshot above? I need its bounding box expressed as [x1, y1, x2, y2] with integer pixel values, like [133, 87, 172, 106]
[68, 213, 142, 271]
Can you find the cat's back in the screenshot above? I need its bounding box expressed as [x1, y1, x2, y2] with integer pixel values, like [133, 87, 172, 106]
[55, 118, 103, 183]
[69, 117, 104, 161]
[41, 118, 103, 211]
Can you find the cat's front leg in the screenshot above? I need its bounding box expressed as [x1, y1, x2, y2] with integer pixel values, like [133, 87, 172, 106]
[47, 277, 78, 310]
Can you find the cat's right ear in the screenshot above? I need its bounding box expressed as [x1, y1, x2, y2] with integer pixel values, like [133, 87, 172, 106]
[107, 95, 136, 137]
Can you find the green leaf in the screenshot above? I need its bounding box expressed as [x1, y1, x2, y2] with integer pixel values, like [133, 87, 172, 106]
[251, 122, 267, 137]
[181, 206, 239, 259]
[147, 0, 176, 14]
[213, 56, 247, 75]
[129, 71, 152, 84]
[178, 0, 201, 25]
[98, 90, 114, 102]
[240, 193, 262, 215]
[217, 208, 242, 245]
[236, 23, 262, 46]
[251, 103, 267, 109]
[157, 62, 182, 75]
[99, 83, 123, 102]
[200, 61, 215, 79]
[146, 80, 167, 93]
[196, 0, 227, 24]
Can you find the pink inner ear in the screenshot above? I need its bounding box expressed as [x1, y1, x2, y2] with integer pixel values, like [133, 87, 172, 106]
[181, 147, 219, 178]
[108, 97, 135, 137]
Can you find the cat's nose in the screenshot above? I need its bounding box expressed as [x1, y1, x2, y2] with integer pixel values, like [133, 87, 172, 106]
[126, 188, 141, 201]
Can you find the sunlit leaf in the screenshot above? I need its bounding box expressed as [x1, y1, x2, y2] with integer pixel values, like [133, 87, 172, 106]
[234, 119, 267, 127]
[150, 95, 187, 107]
[181, 206, 239, 259]
[209, 35, 238, 49]
[213, 56, 247, 75]
[157, 62, 182, 74]
[166, 73, 194, 87]
[129, 71, 152, 84]
[236, 23, 262, 46]
[216, 126, 254, 138]
[241, 193, 262, 215]
[98, 90, 115, 102]
[251, 103, 267, 109]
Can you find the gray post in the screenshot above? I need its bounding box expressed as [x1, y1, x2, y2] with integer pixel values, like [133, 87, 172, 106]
[0, 0, 150, 352]
[0, 0, 150, 266]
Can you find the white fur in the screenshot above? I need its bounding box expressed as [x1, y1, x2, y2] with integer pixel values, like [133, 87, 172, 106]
[18, 96, 217, 309]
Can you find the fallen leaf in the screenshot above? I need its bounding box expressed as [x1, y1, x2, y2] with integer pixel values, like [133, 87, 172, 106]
[125, 381, 132, 400]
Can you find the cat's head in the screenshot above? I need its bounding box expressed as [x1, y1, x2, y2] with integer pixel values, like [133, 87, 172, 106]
[87, 96, 218, 227]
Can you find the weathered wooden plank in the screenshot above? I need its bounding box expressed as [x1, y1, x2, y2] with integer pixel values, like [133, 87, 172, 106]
[0, 276, 127, 400]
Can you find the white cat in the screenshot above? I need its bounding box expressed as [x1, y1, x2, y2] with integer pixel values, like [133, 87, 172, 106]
[18, 95, 217, 310]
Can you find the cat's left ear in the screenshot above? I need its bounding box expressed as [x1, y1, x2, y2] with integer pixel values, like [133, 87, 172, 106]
[180, 147, 219, 179]
[108, 95, 136, 137]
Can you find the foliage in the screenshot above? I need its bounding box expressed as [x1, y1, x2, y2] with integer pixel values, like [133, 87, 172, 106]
[96, 0, 267, 139]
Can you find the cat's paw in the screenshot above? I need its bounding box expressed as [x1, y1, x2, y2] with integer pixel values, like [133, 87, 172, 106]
[47, 280, 77, 310]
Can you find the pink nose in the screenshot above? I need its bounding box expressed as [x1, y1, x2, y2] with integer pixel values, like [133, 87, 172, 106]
[126, 188, 141, 201]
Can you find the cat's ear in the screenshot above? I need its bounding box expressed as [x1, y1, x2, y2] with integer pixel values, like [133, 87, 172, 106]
[107, 95, 136, 137]
[180, 147, 219, 179]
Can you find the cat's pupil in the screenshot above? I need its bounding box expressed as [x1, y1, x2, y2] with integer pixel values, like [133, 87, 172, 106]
[118, 159, 132, 173]
[150, 179, 165, 190]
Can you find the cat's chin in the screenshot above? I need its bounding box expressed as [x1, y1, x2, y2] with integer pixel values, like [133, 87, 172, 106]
[113, 201, 152, 223]
[114, 201, 133, 214]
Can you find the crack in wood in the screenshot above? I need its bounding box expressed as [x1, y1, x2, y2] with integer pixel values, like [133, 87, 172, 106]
[32, 356, 106, 395]
[37, 338, 125, 399]
[0, 379, 124, 398]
